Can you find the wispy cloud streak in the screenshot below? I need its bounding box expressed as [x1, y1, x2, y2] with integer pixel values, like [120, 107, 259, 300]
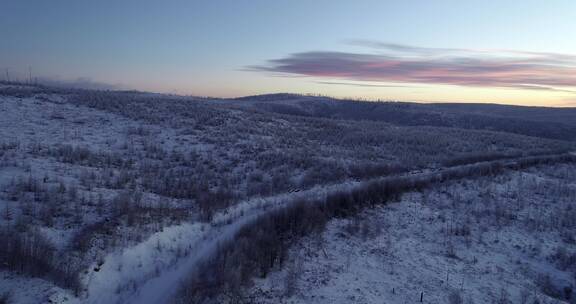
[316, 81, 413, 88]
[38, 77, 122, 90]
[250, 42, 576, 93]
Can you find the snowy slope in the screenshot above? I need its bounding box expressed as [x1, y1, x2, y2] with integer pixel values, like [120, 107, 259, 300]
[248, 164, 576, 304]
[1, 85, 575, 304]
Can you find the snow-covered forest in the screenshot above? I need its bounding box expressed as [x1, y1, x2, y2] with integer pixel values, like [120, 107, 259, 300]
[0, 83, 575, 304]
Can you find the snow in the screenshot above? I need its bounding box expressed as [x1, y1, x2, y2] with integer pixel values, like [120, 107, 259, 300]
[120, 214, 258, 304]
[100, 179, 361, 304]
[0, 271, 80, 304]
[211, 179, 360, 227]
[1, 88, 574, 304]
[248, 165, 576, 304]
[79, 222, 203, 303]
[0, 94, 131, 149]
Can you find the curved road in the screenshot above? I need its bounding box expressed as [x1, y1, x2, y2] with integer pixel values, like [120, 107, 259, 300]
[86, 152, 576, 304]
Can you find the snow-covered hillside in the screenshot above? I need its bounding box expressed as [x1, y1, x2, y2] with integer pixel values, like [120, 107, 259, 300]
[247, 164, 576, 304]
[0, 84, 575, 304]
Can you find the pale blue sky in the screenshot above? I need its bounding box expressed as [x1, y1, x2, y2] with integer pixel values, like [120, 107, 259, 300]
[1, 0, 575, 105]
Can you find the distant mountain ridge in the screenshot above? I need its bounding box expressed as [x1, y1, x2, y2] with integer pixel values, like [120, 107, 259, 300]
[232, 94, 576, 141]
[2, 83, 575, 141]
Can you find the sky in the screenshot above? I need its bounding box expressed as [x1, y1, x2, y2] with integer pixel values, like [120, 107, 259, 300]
[1, 0, 575, 106]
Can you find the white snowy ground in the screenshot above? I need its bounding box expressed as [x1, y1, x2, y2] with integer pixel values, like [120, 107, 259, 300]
[0, 90, 192, 303]
[248, 165, 576, 304]
[86, 177, 362, 304]
[0, 90, 359, 304]
[0, 169, 360, 304]
[1, 86, 574, 304]
[0, 271, 78, 304]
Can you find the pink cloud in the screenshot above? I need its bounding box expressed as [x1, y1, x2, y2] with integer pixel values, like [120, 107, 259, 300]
[250, 43, 576, 93]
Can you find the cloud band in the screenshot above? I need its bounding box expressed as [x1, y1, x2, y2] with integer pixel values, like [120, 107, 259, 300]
[250, 42, 576, 93]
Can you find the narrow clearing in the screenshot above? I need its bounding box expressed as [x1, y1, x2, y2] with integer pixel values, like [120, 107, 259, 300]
[86, 153, 575, 304]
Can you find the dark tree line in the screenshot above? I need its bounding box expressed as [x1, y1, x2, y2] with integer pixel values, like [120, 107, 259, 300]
[441, 148, 571, 167]
[0, 227, 82, 295]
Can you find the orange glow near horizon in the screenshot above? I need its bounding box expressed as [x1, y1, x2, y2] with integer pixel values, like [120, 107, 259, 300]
[130, 75, 576, 108]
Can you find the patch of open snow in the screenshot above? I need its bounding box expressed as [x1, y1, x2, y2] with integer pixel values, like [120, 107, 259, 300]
[115, 180, 361, 304]
[248, 167, 576, 304]
[82, 221, 207, 304]
[0, 271, 80, 304]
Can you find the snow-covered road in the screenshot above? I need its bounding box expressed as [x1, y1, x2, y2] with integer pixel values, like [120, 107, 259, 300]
[97, 169, 449, 303]
[121, 211, 260, 304]
[84, 152, 576, 304]
[83, 178, 361, 304]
